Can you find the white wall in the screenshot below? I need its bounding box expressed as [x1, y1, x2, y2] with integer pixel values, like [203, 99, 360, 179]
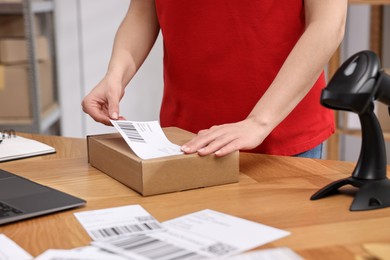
[55, 0, 163, 138]
[337, 5, 371, 162]
[54, 0, 83, 137]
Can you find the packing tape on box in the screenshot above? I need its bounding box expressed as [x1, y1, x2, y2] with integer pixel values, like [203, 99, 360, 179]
[0, 65, 4, 91]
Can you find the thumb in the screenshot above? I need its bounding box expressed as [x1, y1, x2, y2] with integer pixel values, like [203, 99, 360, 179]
[107, 89, 121, 120]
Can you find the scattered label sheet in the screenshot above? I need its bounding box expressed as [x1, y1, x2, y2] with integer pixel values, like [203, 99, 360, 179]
[92, 209, 290, 260]
[0, 234, 32, 260]
[34, 246, 127, 260]
[226, 247, 303, 260]
[110, 120, 183, 160]
[74, 205, 164, 241]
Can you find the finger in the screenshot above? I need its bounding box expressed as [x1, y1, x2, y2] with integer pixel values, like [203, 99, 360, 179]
[85, 107, 112, 126]
[197, 135, 238, 156]
[82, 99, 112, 126]
[181, 129, 220, 154]
[214, 140, 241, 157]
[92, 113, 112, 126]
[108, 102, 120, 120]
[90, 108, 112, 126]
[107, 88, 122, 120]
[214, 134, 265, 156]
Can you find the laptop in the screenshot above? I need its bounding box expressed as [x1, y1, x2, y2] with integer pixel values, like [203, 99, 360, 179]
[0, 169, 86, 225]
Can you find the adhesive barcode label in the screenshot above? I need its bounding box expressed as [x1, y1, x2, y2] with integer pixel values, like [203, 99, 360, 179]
[90, 221, 163, 240]
[97, 233, 204, 260]
[116, 121, 146, 143]
[110, 120, 183, 159]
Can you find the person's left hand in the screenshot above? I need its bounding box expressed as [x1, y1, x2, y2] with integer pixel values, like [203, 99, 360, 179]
[180, 117, 268, 157]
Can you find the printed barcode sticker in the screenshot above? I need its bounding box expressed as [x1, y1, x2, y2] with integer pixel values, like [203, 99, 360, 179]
[74, 205, 164, 241]
[110, 120, 183, 160]
[93, 232, 207, 260]
[90, 221, 163, 240]
[116, 121, 146, 143]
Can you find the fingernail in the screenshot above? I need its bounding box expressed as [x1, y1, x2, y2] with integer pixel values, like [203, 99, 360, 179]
[198, 148, 205, 153]
[215, 150, 221, 155]
[181, 145, 190, 152]
[111, 112, 118, 119]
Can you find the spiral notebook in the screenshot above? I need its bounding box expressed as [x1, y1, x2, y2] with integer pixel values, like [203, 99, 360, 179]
[0, 130, 56, 162]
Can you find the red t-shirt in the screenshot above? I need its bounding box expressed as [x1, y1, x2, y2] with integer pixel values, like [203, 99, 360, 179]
[155, 0, 334, 156]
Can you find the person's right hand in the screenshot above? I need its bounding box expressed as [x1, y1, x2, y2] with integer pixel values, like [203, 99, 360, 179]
[82, 75, 126, 126]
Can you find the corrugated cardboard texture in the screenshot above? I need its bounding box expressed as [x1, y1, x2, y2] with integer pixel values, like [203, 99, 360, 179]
[88, 128, 239, 196]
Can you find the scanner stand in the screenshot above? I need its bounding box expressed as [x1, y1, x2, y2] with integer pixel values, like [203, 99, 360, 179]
[311, 103, 390, 211]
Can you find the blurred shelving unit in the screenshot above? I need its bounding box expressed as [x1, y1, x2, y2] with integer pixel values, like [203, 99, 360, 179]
[0, 0, 60, 134]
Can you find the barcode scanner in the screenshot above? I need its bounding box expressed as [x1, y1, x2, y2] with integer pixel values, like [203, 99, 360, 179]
[311, 50, 390, 211]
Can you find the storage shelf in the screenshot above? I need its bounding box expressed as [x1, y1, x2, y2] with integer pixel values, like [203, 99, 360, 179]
[0, 0, 60, 134]
[0, 1, 53, 14]
[41, 103, 61, 131]
[0, 103, 60, 132]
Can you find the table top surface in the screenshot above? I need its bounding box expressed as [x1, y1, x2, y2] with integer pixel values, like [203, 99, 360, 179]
[0, 133, 389, 259]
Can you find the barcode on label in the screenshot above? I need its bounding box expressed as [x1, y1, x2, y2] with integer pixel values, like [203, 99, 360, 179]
[108, 234, 204, 260]
[117, 122, 146, 143]
[91, 221, 163, 240]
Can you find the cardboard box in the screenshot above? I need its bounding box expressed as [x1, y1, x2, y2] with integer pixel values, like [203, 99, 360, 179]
[0, 36, 49, 64]
[0, 61, 54, 118]
[0, 15, 40, 38]
[87, 128, 239, 196]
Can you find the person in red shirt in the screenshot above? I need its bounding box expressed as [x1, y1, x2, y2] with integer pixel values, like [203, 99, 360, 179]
[82, 0, 347, 159]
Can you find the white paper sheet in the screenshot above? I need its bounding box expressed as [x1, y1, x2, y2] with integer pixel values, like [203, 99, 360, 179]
[74, 205, 164, 241]
[0, 135, 55, 162]
[34, 246, 127, 260]
[226, 247, 303, 260]
[110, 120, 183, 160]
[0, 234, 32, 260]
[92, 209, 290, 259]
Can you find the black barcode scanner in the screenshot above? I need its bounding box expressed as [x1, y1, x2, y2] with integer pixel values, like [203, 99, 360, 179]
[311, 50, 390, 211]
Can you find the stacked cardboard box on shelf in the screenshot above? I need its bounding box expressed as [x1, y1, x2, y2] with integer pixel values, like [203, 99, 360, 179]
[0, 15, 40, 38]
[0, 14, 54, 120]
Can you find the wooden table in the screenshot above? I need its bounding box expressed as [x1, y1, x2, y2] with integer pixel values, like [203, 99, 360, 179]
[0, 133, 389, 259]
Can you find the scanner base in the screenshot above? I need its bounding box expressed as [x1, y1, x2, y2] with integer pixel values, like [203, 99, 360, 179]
[311, 176, 390, 211]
